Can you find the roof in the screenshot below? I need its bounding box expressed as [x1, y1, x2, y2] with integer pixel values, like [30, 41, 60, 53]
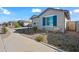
[30, 8, 70, 20]
[30, 15, 38, 19]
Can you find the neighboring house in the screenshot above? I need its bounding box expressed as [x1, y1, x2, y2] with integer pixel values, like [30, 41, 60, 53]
[2, 22, 8, 27]
[23, 21, 29, 27]
[22, 21, 31, 27]
[0, 24, 3, 34]
[18, 20, 32, 27]
[8, 21, 16, 28]
[31, 8, 71, 32]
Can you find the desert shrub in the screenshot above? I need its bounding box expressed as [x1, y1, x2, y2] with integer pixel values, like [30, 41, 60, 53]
[35, 35, 44, 42]
[32, 27, 38, 33]
[2, 27, 8, 34]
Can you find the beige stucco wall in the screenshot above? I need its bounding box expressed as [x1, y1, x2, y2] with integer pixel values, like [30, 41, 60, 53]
[65, 17, 71, 30]
[32, 9, 69, 32]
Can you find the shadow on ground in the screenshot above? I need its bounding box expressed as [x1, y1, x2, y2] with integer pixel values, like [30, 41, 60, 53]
[14, 28, 46, 35]
[14, 28, 33, 35]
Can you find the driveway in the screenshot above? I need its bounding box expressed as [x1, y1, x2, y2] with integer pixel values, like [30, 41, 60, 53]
[0, 28, 59, 52]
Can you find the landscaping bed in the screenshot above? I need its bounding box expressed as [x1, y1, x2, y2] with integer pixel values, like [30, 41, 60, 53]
[22, 31, 79, 51]
[15, 27, 79, 52]
[47, 31, 79, 52]
[1, 27, 11, 39]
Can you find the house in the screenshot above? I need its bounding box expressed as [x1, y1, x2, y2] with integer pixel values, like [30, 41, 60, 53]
[31, 8, 71, 32]
[22, 20, 32, 27]
[8, 21, 16, 28]
[18, 20, 32, 27]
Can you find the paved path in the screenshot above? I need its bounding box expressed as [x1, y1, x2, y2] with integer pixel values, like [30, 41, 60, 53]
[0, 29, 59, 52]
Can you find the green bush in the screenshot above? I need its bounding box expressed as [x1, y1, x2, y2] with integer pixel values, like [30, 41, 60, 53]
[35, 35, 44, 42]
[15, 22, 21, 28]
[32, 27, 38, 33]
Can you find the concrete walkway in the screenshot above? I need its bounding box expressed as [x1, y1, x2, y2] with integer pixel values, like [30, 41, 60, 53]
[0, 35, 5, 52]
[0, 29, 58, 52]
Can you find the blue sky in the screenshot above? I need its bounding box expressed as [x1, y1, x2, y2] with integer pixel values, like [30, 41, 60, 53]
[0, 7, 79, 23]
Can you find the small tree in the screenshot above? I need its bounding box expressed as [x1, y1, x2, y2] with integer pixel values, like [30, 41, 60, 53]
[15, 22, 21, 28]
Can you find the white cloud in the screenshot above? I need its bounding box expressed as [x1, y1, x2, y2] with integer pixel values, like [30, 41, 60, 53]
[0, 7, 11, 15]
[73, 9, 79, 13]
[32, 8, 42, 13]
[15, 18, 22, 20]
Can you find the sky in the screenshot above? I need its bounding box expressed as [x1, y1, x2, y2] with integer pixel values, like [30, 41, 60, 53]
[0, 7, 79, 23]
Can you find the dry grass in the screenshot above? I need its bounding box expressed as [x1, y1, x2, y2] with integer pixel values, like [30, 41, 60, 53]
[47, 31, 79, 51]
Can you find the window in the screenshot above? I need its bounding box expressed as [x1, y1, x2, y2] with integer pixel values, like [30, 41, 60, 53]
[47, 17, 50, 25]
[49, 16, 53, 26]
[42, 17, 45, 26]
[34, 22, 36, 25]
[42, 15, 57, 26]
